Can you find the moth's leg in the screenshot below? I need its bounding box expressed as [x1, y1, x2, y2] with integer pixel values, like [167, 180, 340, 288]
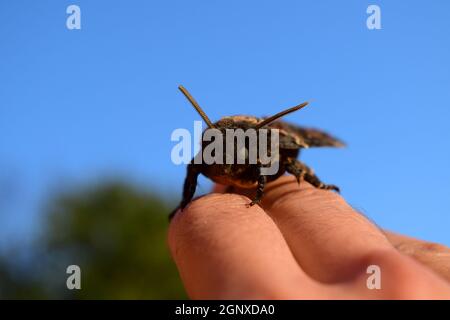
[286, 158, 340, 192]
[180, 163, 202, 209]
[285, 157, 306, 184]
[169, 163, 201, 221]
[302, 163, 340, 193]
[248, 166, 267, 207]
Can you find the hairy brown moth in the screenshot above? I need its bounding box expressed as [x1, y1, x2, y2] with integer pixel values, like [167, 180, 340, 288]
[171, 85, 344, 219]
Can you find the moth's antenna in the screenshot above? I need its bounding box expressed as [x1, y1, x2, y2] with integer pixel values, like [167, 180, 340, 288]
[255, 101, 309, 129]
[178, 85, 215, 128]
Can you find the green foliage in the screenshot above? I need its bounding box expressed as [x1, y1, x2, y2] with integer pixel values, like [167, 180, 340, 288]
[1, 181, 187, 299]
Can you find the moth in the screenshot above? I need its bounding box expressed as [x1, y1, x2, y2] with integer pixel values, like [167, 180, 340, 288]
[171, 85, 344, 219]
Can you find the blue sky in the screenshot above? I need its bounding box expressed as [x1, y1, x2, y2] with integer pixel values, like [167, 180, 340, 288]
[1, 0, 450, 248]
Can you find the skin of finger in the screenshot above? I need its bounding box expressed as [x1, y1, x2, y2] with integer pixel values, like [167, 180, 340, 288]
[384, 230, 450, 282]
[225, 176, 395, 284]
[168, 193, 323, 299]
[170, 185, 450, 299]
[348, 249, 450, 299]
[211, 181, 450, 298]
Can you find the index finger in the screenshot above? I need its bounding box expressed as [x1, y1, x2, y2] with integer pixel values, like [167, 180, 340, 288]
[168, 193, 321, 299]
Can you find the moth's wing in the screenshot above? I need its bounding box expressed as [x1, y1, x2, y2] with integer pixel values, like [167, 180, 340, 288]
[271, 121, 345, 148]
[278, 128, 308, 149]
[296, 126, 346, 147]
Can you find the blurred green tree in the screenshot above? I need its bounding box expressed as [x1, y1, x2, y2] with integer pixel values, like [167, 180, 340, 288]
[0, 181, 186, 299]
[42, 182, 186, 299]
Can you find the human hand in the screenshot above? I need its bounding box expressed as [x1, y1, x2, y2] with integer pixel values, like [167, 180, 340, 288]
[168, 176, 450, 299]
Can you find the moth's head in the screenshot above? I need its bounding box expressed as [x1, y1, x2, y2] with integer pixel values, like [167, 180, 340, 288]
[178, 85, 307, 171]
